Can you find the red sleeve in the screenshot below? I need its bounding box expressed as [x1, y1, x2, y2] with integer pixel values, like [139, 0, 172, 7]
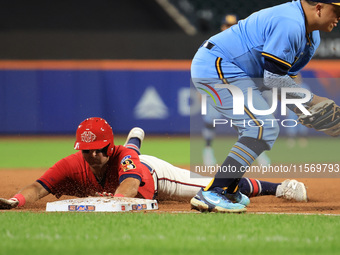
[118, 149, 145, 182]
[116, 146, 155, 199]
[37, 152, 85, 197]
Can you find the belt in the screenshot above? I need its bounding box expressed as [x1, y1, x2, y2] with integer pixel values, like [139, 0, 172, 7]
[202, 41, 215, 50]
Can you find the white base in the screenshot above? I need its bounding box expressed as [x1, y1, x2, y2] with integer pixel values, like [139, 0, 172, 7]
[46, 197, 158, 212]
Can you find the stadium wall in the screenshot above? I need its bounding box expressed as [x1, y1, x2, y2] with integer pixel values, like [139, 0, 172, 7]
[0, 60, 340, 135]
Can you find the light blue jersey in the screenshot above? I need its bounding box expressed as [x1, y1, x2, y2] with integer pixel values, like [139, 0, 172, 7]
[192, 0, 320, 79]
[191, 0, 321, 151]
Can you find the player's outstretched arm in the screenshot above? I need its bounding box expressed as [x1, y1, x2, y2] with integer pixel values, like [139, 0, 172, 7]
[0, 182, 50, 210]
[114, 178, 141, 198]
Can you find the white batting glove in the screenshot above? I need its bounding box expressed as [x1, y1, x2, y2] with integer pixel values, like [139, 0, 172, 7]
[0, 198, 19, 210]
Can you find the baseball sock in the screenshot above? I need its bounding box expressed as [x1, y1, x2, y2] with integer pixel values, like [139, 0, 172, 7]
[205, 137, 268, 192]
[238, 178, 280, 197]
[125, 138, 141, 155]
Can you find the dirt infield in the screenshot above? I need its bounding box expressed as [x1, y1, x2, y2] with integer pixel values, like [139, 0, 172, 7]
[1, 169, 340, 214]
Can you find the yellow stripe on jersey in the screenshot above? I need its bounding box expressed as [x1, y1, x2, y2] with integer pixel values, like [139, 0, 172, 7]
[215, 57, 223, 79]
[261, 52, 292, 68]
[215, 57, 228, 84]
[244, 107, 263, 140]
[215, 56, 263, 140]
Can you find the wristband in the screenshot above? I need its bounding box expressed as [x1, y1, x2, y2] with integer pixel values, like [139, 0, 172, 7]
[113, 193, 124, 197]
[13, 193, 26, 207]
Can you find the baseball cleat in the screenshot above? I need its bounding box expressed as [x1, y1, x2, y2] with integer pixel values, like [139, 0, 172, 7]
[190, 188, 246, 213]
[225, 190, 250, 206]
[124, 127, 145, 146]
[276, 179, 308, 202]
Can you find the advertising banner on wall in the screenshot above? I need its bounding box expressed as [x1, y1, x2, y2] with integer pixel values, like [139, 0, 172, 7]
[0, 60, 339, 135]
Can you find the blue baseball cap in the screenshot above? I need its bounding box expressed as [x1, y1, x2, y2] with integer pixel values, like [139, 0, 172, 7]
[310, 0, 340, 5]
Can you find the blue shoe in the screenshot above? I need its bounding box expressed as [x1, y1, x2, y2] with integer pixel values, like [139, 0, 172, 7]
[190, 188, 246, 213]
[225, 190, 250, 206]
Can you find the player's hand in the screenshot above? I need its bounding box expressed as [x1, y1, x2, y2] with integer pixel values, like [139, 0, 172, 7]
[95, 192, 114, 197]
[298, 99, 340, 137]
[309, 95, 329, 106]
[294, 95, 329, 114]
[0, 198, 19, 210]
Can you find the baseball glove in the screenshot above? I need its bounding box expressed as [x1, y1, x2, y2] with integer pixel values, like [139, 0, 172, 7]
[298, 99, 340, 137]
[0, 198, 19, 210]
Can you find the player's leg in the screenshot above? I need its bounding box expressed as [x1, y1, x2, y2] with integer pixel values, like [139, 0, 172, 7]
[125, 127, 306, 202]
[126, 127, 247, 201]
[191, 52, 249, 212]
[211, 79, 279, 190]
[139, 155, 266, 202]
[139, 155, 211, 199]
[125, 128, 213, 199]
[238, 178, 279, 197]
[285, 107, 299, 147]
[124, 127, 145, 154]
[202, 104, 221, 166]
[255, 90, 273, 166]
[256, 152, 271, 166]
[238, 178, 307, 201]
[139, 153, 307, 202]
[191, 73, 279, 212]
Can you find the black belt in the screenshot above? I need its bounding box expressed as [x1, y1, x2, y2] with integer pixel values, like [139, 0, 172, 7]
[202, 41, 215, 50]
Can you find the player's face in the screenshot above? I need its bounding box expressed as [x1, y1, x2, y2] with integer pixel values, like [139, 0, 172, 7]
[82, 147, 110, 169]
[319, 4, 340, 32]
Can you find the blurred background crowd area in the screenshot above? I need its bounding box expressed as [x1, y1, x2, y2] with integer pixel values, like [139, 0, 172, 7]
[0, 0, 339, 59]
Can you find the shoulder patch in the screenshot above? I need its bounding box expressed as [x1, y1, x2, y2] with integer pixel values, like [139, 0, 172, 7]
[121, 155, 131, 164]
[121, 157, 136, 172]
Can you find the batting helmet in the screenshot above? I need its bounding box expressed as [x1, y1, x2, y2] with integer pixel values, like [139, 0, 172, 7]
[74, 117, 114, 156]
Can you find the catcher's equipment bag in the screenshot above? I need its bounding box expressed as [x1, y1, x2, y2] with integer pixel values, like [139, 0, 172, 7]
[298, 99, 340, 137]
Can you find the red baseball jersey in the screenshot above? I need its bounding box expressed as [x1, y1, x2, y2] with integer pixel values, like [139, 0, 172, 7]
[37, 145, 155, 199]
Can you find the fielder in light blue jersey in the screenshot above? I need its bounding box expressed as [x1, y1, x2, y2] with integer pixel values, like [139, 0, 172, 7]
[191, 0, 340, 213]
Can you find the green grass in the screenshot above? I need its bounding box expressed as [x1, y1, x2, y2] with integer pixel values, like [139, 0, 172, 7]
[0, 138, 76, 168]
[191, 136, 339, 165]
[0, 135, 337, 168]
[1, 212, 339, 255]
[137, 136, 190, 165]
[0, 136, 190, 168]
[0, 136, 339, 255]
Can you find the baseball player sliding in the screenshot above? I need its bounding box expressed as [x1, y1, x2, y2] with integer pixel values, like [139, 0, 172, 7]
[0, 117, 307, 210]
[190, 0, 340, 213]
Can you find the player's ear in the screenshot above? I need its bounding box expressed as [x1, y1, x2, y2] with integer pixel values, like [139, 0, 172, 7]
[315, 3, 323, 17]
